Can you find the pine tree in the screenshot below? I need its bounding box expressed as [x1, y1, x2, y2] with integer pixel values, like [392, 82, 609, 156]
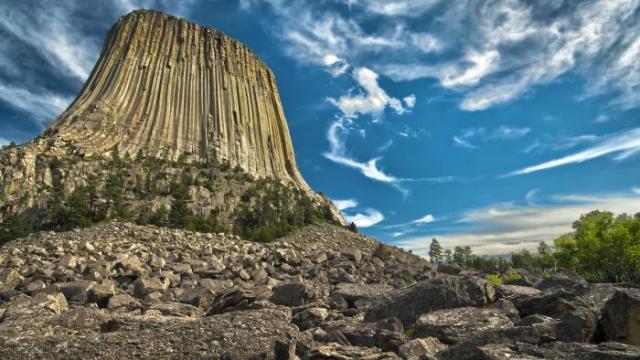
[168, 181, 193, 229]
[428, 238, 444, 264]
[453, 246, 465, 266]
[444, 249, 453, 264]
[463, 246, 473, 267]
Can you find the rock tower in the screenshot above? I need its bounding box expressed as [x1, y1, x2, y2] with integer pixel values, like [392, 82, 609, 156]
[48, 10, 308, 188]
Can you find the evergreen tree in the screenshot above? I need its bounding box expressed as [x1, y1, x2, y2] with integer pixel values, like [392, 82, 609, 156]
[444, 249, 453, 264]
[428, 238, 444, 264]
[453, 246, 465, 266]
[105, 173, 126, 217]
[168, 181, 193, 228]
[463, 246, 473, 267]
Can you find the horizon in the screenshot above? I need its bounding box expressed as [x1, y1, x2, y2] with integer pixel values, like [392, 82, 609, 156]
[1, 0, 640, 256]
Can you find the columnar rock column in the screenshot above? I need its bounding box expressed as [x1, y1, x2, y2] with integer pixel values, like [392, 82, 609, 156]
[49, 10, 309, 189]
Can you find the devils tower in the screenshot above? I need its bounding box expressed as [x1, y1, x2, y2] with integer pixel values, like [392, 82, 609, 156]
[49, 10, 307, 189]
[0, 10, 341, 239]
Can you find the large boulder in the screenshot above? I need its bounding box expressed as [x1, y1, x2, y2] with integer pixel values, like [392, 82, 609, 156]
[332, 282, 394, 310]
[132, 277, 170, 299]
[364, 276, 495, 325]
[399, 338, 446, 360]
[436, 263, 461, 275]
[433, 326, 541, 359]
[600, 289, 640, 345]
[1, 292, 68, 321]
[512, 287, 598, 342]
[270, 281, 314, 307]
[416, 307, 514, 344]
[206, 288, 257, 315]
[535, 272, 589, 295]
[292, 307, 329, 331]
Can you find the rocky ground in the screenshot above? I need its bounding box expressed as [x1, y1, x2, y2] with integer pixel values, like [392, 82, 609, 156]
[0, 222, 639, 359]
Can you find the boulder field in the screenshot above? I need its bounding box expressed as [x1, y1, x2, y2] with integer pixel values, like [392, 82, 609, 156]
[0, 222, 639, 359]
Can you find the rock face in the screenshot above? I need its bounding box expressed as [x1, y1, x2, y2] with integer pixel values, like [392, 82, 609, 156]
[49, 10, 307, 188]
[0, 10, 345, 229]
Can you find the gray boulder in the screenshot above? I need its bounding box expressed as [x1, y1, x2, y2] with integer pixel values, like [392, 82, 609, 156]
[292, 307, 328, 330]
[600, 289, 640, 345]
[270, 281, 314, 307]
[416, 307, 514, 344]
[332, 282, 394, 310]
[365, 276, 495, 325]
[399, 338, 446, 360]
[513, 287, 599, 342]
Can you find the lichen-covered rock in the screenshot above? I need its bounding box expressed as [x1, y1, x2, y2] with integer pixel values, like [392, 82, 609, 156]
[399, 338, 446, 360]
[270, 281, 315, 306]
[600, 289, 640, 345]
[292, 307, 329, 330]
[365, 276, 496, 325]
[133, 277, 170, 299]
[513, 287, 599, 342]
[416, 307, 514, 344]
[332, 282, 394, 310]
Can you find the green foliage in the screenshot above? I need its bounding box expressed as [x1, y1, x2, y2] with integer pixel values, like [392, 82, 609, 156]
[553, 211, 640, 283]
[403, 326, 415, 339]
[168, 181, 193, 229]
[504, 273, 523, 282]
[428, 238, 444, 264]
[347, 222, 358, 233]
[485, 273, 503, 285]
[233, 179, 337, 242]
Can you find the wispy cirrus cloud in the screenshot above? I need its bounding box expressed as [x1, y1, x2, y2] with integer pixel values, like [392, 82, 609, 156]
[256, 0, 640, 113]
[0, 84, 73, 128]
[453, 126, 531, 150]
[0, 0, 197, 128]
[508, 128, 640, 176]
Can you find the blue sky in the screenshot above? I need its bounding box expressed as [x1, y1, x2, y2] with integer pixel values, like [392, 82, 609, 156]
[1, 0, 640, 255]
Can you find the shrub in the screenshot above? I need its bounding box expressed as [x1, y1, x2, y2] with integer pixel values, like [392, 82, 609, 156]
[485, 273, 503, 285]
[504, 273, 523, 282]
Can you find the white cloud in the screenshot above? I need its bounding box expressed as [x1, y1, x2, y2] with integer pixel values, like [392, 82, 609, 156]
[0, 137, 10, 147]
[453, 136, 478, 150]
[324, 119, 400, 184]
[403, 94, 416, 108]
[332, 199, 358, 211]
[412, 214, 435, 224]
[362, 0, 441, 17]
[0, 2, 98, 80]
[325, 153, 398, 183]
[397, 190, 640, 255]
[328, 67, 410, 118]
[344, 208, 385, 228]
[508, 128, 640, 176]
[322, 53, 350, 76]
[492, 126, 530, 140]
[0, 84, 73, 127]
[453, 126, 530, 150]
[251, 1, 640, 112]
[525, 189, 539, 205]
[594, 114, 610, 123]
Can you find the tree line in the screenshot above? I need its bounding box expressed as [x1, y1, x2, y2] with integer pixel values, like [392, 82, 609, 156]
[427, 210, 640, 283]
